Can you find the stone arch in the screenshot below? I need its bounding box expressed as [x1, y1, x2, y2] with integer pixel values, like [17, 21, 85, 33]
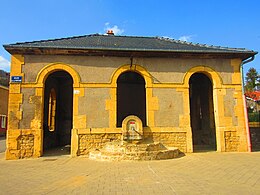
[189, 73, 217, 151]
[35, 63, 81, 157]
[43, 71, 73, 153]
[111, 64, 153, 88]
[183, 66, 223, 89]
[107, 64, 156, 128]
[183, 66, 222, 152]
[116, 71, 147, 127]
[36, 63, 81, 87]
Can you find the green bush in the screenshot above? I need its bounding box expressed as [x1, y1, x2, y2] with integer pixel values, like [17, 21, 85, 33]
[248, 112, 260, 122]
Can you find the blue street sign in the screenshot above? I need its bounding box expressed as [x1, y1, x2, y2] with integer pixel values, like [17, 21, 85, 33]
[11, 76, 22, 83]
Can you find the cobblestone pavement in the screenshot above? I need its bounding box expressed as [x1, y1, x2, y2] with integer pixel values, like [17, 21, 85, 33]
[0, 146, 260, 195]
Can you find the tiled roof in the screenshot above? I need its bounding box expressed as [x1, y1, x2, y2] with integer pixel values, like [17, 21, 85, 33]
[4, 34, 257, 57]
[245, 91, 260, 102]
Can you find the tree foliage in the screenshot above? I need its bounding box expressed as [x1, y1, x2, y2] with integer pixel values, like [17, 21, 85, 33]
[245, 67, 260, 92]
[0, 69, 10, 87]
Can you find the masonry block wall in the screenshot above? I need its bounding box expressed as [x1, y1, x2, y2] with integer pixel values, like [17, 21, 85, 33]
[5, 54, 250, 159]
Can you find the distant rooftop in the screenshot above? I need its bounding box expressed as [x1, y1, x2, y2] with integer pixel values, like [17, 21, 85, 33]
[246, 91, 260, 102]
[3, 33, 257, 59]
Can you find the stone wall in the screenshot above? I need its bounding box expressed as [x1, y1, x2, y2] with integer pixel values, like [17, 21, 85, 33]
[153, 88, 183, 127]
[78, 132, 187, 155]
[145, 132, 187, 152]
[78, 88, 110, 128]
[24, 55, 234, 85]
[5, 53, 250, 159]
[20, 88, 36, 129]
[223, 89, 238, 126]
[17, 134, 34, 158]
[224, 131, 239, 152]
[78, 133, 121, 155]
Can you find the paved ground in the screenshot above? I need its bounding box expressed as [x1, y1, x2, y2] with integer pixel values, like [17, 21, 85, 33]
[0, 136, 6, 153]
[0, 138, 260, 195]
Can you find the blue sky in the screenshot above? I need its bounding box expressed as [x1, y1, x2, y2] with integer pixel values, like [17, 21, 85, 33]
[0, 0, 259, 75]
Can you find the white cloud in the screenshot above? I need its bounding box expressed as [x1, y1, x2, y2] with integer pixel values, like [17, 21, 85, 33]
[178, 35, 194, 42]
[0, 56, 10, 72]
[104, 22, 124, 35]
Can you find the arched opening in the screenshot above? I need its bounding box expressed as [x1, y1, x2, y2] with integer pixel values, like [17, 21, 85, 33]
[43, 71, 73, 155]
[189, 73, 216, 151]
[117, 71, 146, 127]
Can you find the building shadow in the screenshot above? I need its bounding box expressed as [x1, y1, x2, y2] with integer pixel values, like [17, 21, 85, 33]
[250, 126, 260, 152]
[43, 145, 71, 157]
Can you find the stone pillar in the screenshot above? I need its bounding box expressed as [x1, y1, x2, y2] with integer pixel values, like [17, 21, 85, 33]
[177, 87, 192, 153]
[213, 88, 226, 152]
[71, 128, 78, 157]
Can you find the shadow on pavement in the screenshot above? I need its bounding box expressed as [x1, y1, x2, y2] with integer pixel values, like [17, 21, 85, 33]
[43, 145, 71, 157]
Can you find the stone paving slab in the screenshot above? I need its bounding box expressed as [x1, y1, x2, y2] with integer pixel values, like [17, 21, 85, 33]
[0, 151, 260, 195]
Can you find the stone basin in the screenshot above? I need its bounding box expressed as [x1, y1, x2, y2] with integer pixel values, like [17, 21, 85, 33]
[89, 140, 179, 161]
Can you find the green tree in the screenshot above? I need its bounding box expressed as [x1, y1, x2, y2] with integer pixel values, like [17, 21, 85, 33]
[0, 69, 10, 87]
[245, 67, 260, 92]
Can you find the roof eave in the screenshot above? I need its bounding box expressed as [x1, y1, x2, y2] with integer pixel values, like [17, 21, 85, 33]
[3, 45, 257, 60]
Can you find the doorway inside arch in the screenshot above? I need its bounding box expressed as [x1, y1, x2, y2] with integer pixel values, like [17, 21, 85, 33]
[117, 71, 146, 127]
[189, 73, 216, 152]
[43, 71, 73, 156]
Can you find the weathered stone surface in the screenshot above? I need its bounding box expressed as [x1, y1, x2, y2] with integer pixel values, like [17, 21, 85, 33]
[145, 132, 187, 152]
[17, 134, 34, 158]
[5, 47, 252, 160]
[88, 140, 179, 161]
[78, 133, 121, 155]
[224, 131, 239, 152]
[78, 132, 187, 156]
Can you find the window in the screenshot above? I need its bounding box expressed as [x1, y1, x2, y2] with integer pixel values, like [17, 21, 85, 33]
[1, 115, 6, 129]
[48, 88, 56, 131]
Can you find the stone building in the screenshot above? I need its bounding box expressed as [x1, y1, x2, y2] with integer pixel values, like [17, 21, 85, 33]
[3, 33, 257, 159]
[0, 85, 9, 135]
